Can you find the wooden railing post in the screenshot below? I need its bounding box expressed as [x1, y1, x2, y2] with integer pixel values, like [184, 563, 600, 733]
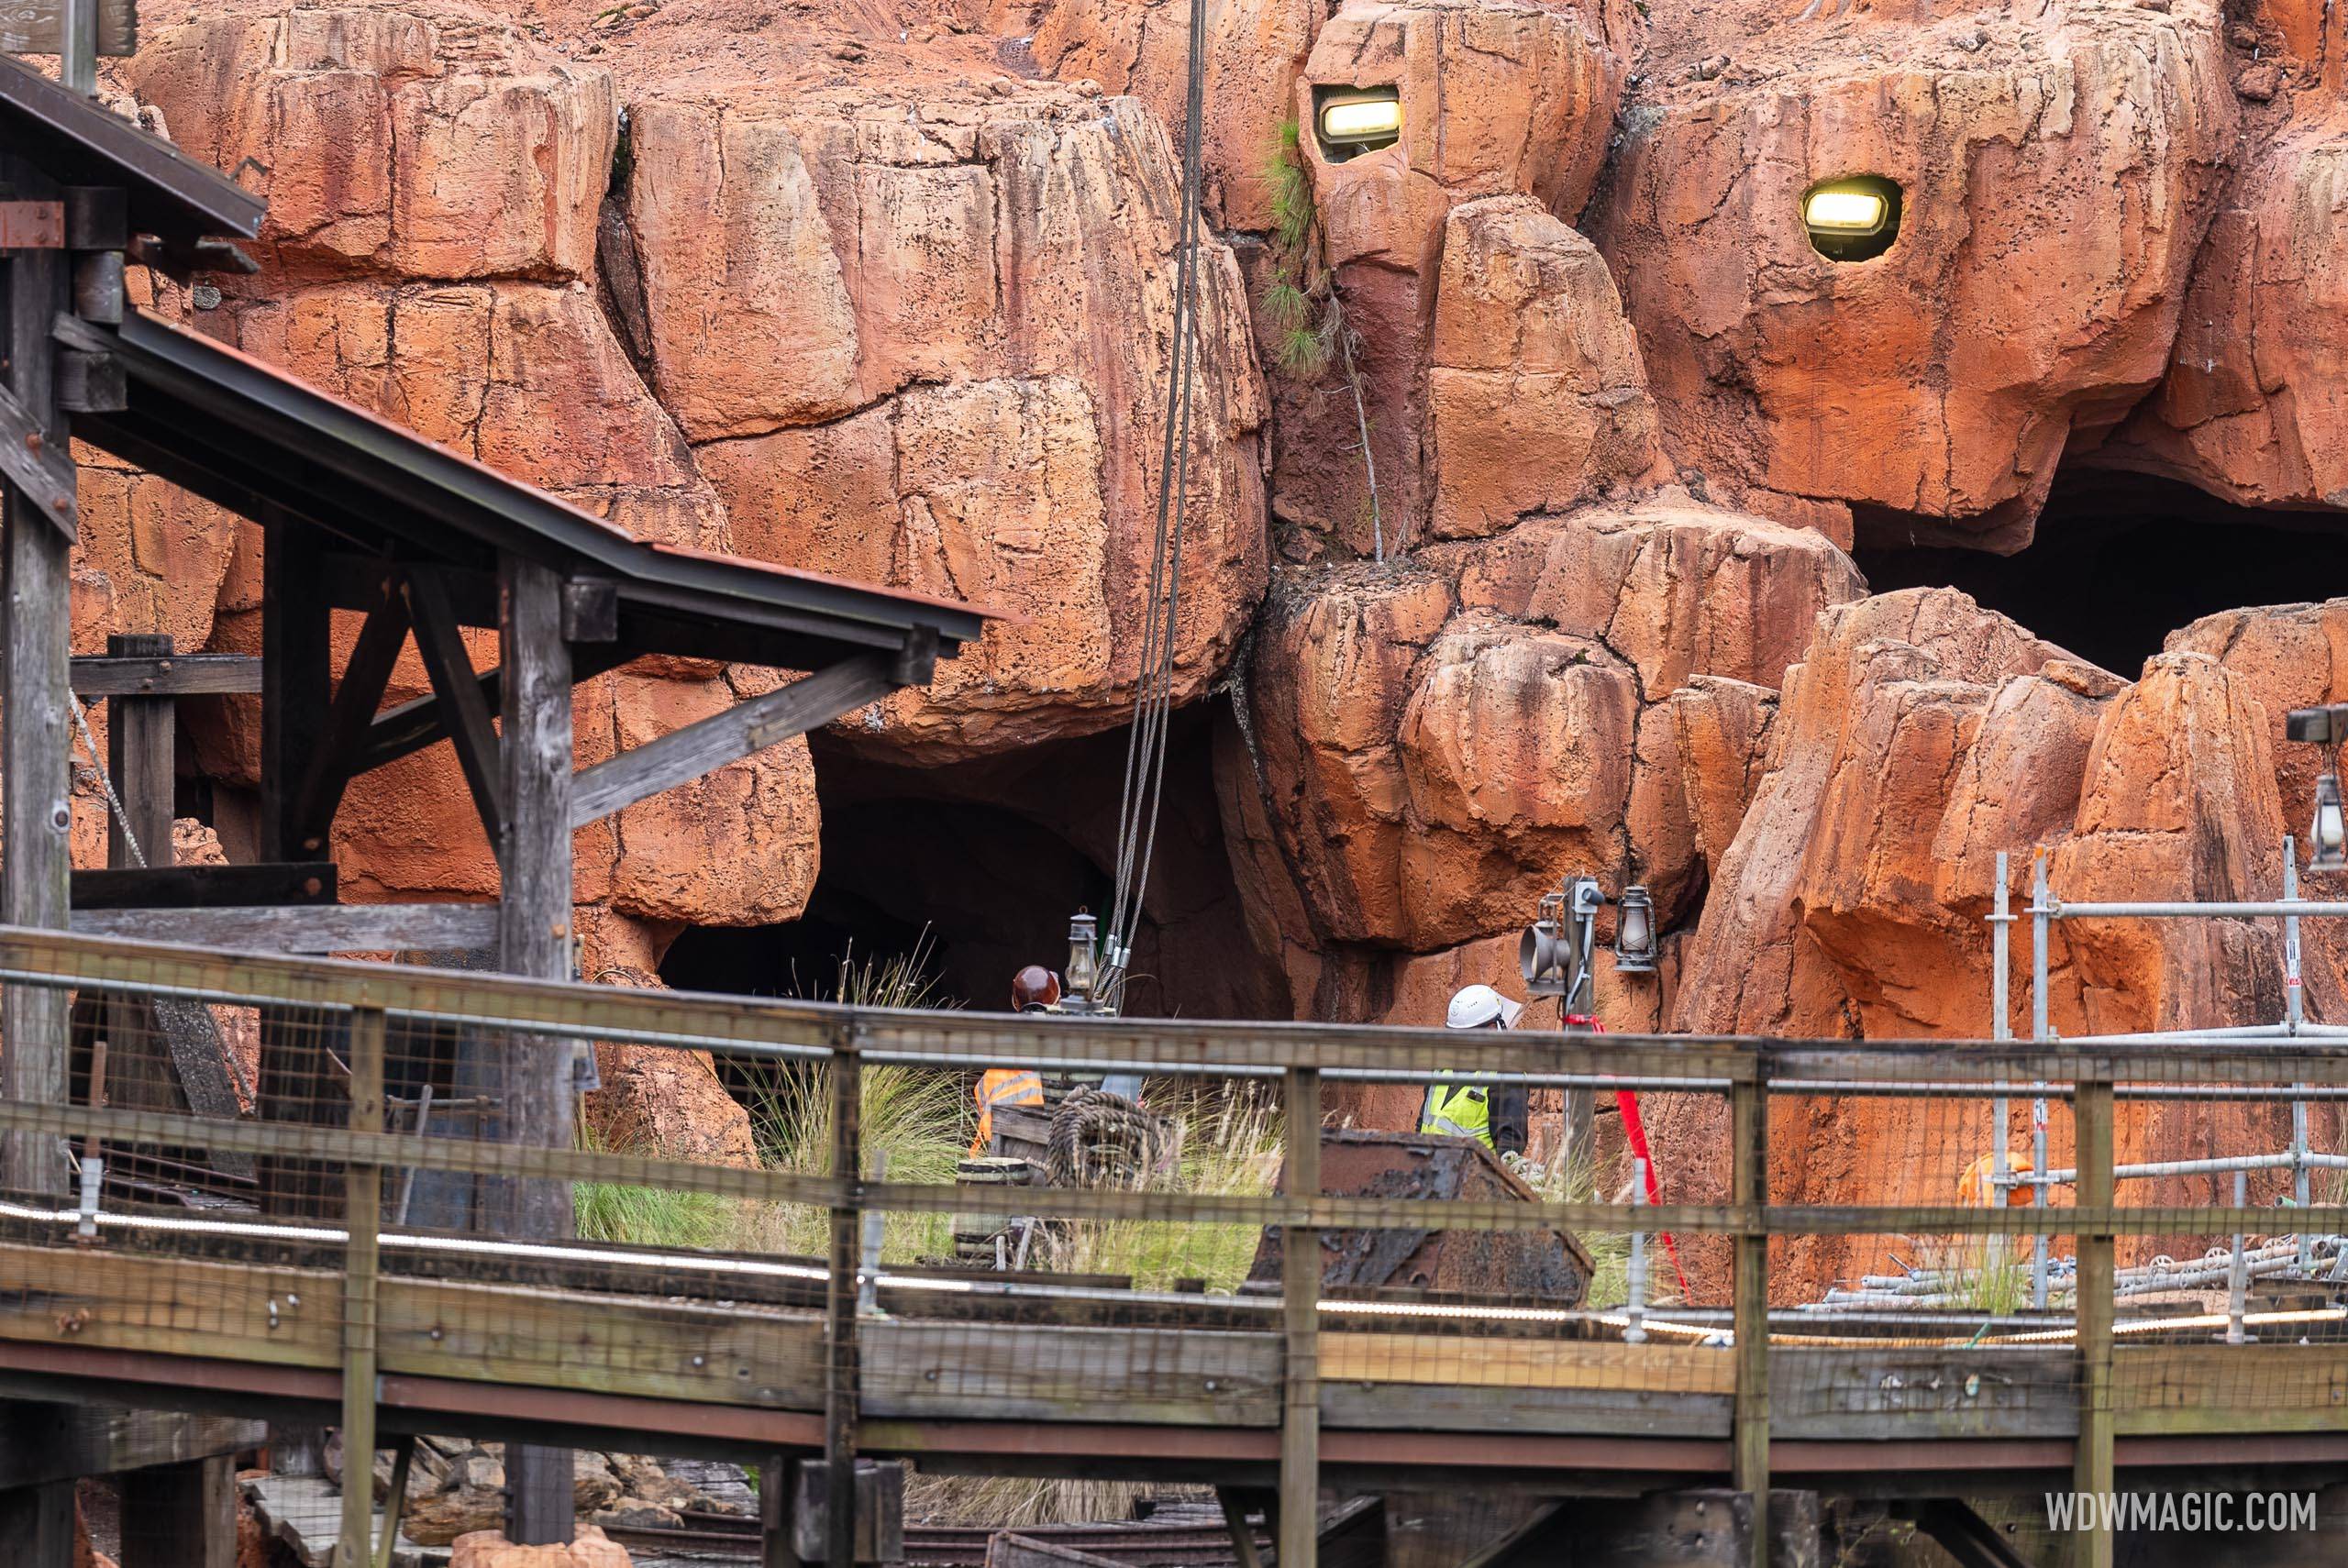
[2074, 1072, 2114, 1568]
[825, 1034, 863, 1568]
[338, 1005, 386, 1567]
[1731, 1060, 1768, 1568]
[1280, 1066, 1321, 1568]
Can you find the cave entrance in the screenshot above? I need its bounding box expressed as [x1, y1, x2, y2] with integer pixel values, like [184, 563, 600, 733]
[1853, 469, 2348, 677]
[658, 704, 1288, 1020]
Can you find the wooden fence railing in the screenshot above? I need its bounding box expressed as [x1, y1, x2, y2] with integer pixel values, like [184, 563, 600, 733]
[4, 927, 2348, 1568]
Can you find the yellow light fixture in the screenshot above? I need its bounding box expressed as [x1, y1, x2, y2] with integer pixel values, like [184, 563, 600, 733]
[1803, 187, 1886, 233]
[1312, 85, 1401, 161]
[1801, 174, 1902, 261]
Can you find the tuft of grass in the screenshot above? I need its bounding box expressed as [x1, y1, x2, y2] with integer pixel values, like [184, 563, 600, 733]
[1042, 1081, 1284, 1289]
[1274, 322, 1331, 380]
[1263, 116, 1315, 258]
[1260, 279, 1310, 337]
[573, 1127, 734, 1250]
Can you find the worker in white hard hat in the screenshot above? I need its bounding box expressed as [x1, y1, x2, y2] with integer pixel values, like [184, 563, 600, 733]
[1420, 983, 1532, 1165]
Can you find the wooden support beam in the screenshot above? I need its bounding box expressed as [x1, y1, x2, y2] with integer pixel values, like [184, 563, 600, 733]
[826, 1043, 863, 1568]
[2, 152, 76, 1198]
[404, 565, 507, 855]
[70, 653, 262, 696]
[339, 1006, 386, 1567]
[0, 1480, 73, 1568]
[763, 1457, 803, 1568]
[2074, 1076, 2115, 1568]
[1731, 1066, 1769, 1568]
[569, 651, 898, 828]
[72, 902, 498, 954]
[118, 1457, 238, 1568]
[1217, 1490, 1266, 1568]
[100, 634, 181, 1118]
[289, 578, 413, 856]
[260, 517, 333, 863]
[1279, 1066, 1321, 1568]
[352, 642, 634, 782]
[72, 862, 338, 910]
[496, 553, 575, 1546]
[0, 1407, 260, 1491]
[0, 379, 78, 533]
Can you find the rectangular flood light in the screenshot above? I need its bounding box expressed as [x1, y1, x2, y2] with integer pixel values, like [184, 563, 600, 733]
[1803, 187, 1888, 234]
[1321, 96, 1401, 141]
[1313, 86, 1401, 160]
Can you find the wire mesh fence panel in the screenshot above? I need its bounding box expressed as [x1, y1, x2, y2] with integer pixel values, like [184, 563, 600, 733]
[11, 926, 2348, 1533]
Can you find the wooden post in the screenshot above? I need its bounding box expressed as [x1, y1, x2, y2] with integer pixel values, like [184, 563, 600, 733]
[102, 632, 176, 1111]
[496, 554, 575, 1546]
[377, 1435, 415, 1568]
[0, 171, 88, 1568]
[118, 1457, 236, 1568]
[825, 1037, 862, 1568]
[1280, 1066, 1321, 1568]
[763, 1457, 803, 1568]
[0, 151, 75, 1204]
[339, 1005, 386, 1568]
[0, 1480, 73, 1568]
[257, 520, 335, 1217]
[2074, 1074, 2114, 1568]
[1730, 1065, 1768, 1568]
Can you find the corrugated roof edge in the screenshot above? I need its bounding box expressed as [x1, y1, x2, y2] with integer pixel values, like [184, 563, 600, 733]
[109, 308, 1012, 638]
[0, 53, 263, 241]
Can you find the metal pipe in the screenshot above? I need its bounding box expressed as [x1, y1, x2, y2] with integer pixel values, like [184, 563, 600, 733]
[2035, 1150, 2348, 1183]
[1993, 853, 2012, 1215]
[2227, 1171, 2248, 1345]
[1625, 1156, 1647, 1344]
[2052, 1023, 2348, 1043]
[2031, 852, 2050, 1309]
[2287, 842, 2314, 1273]
[2049, 900, 2348, 918]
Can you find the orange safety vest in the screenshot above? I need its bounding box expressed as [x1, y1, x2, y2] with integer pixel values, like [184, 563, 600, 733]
[969, 1068, 1044, 1156]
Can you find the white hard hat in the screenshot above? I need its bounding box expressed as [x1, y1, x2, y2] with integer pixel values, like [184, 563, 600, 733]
[1446, 984, 1523, 1030]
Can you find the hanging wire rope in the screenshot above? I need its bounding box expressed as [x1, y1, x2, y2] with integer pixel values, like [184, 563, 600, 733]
[1100, 0, 1210, 1011]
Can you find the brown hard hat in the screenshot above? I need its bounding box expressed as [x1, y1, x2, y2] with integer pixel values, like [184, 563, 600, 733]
[1012, 966, 1062, 1011]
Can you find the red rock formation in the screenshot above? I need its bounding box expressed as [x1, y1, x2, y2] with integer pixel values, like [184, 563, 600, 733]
[615, 76, 1268, 757]
[2098, 101, 2348, 509]
[1025, 0, 1317, 231]
[1427, 197, 1664, 539]
[1238, 501, 1863, 953]
[1589, 0, 2237, 547]
[1273, 0, 1636, 553]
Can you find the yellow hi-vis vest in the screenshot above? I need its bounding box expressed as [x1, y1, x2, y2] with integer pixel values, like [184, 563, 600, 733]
[1420, 1081, 1492, 1146]
[969, 1068, 1044, 1156]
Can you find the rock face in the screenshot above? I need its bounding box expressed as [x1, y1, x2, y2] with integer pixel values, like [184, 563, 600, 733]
[1427, 197, 1664, 539]
[1590, 0, 2236, 547]
[1273, 0, 1637, 554]
[1234, 501, 1863, 955]
[1654, 588, 2348, 1299]
[2099, 104, 2348, 508]
[620, 79, 1268, 759]
[76, 0, 2348, 1303]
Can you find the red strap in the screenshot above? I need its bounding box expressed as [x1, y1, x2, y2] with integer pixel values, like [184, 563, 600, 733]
[1566, 1013, 1692, 1302]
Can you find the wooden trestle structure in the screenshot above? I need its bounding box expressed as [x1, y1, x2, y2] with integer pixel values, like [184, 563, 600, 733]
[0, 43, 991, 1555]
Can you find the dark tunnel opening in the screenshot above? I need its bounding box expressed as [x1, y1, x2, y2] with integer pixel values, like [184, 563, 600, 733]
[1853, 469, 2348, 679]
[659, 704, 1289, 1020]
